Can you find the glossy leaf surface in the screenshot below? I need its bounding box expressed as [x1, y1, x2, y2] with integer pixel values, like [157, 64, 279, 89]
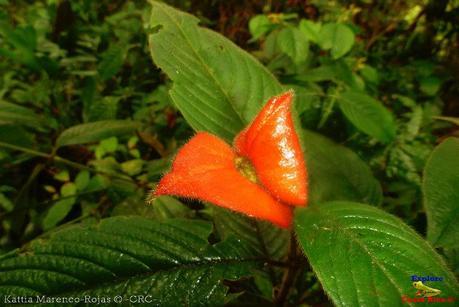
[295, 201, 459, 307]
[0, 217, 258, 306]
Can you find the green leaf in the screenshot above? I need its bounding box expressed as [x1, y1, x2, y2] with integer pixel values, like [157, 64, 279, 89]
[295, 201, 459, 307]
[319, 23, 355, 59]
[0, 125, 34, 148]
[433, 116, 459, 126]
[303, 130, 382, 205]
[43, 183, 77, 230]
[75, 170, 90, 191]
[337, 90, 396, 143]
[249, 15, 272, 40]
[359, 65, 379, 85]
[86, 96, 120, 121]
[419, 76, 441, 96]
[148, 2, 282, 141]
[0, 100, 45, 129]
[120, 159, 144, 176]
[277, 26, 309, 64]
[212, 207, 288, 260]
[151, 196, 193, 221]
[98, 45, 126, 81]
[56, 120, 141, 147]
[0, 217, 258, 306]
[423, 138, 459, 248]
[299, 19, 321, 43]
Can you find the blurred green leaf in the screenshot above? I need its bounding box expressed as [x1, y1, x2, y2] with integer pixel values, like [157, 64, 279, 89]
[120, 159, 144, 176]
[337, 91, 396, 143]
[299, 19, 321, 43]
[43, 182, 77, 230]
[433, 116, 459, 126]
[56, 120, 141, 147]
[318, 23, 355, 59]
[277, 26, 309, 64]
[303, 130, 382, 205]
[0, 125, 34, 147]
[249, 15, 272, 40]
[423, 138, 459, 248]
[295, 201, 459, 307]
[419, 76, 441, 96]
[75, 170, 90, 191]
[98, 45, 126, 81]
[0, 101, 45, 129]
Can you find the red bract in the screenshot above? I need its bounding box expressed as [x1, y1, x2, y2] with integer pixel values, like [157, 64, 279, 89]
[154, 91, 308, 228]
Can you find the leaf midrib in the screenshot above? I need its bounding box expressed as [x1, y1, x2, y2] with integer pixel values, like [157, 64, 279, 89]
[56, 256, 262, 296]
[154, 3, 245, 127]
[311, 207, 415, 307]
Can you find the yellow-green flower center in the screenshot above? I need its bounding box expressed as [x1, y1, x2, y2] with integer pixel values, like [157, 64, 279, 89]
[235, 156, 258, 184]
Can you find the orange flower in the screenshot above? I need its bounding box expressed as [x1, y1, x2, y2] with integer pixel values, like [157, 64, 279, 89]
[154, 91, 308, 228]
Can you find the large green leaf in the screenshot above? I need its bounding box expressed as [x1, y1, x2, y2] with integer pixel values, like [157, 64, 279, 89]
[337, 90, 396, 143]
[56, 120, 141, 147]
[148, 1, 282, 141]
[212, 207, 288, 260]
[0, 217, 259, 306]
[423, 137, 459, 248]
[295, 202, 459, 307]
[302, 130, 382, 205]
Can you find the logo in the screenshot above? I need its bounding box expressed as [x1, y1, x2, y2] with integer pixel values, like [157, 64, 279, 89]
[413, 281, 441, 298]
[401, 275, 456, 304]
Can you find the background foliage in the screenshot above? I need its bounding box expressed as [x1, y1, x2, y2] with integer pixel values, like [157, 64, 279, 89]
[0, 0, 458, 306]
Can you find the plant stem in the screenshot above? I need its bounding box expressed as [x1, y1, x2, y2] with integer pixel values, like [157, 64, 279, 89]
[275, 232, 299, 306]
[0, 141, 142, 185]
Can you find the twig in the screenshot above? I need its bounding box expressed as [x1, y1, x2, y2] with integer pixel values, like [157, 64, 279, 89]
[275, 232, 299, 306]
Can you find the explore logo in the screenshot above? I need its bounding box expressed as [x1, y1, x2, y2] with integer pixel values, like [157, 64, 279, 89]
[401, 275, 456, 304]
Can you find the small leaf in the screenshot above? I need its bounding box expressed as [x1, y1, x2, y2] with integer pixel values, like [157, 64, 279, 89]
[0, 125, 34, 148]
[337, 91, 396, 143]
[98, 45, 126, 81]
[277, 26, 309, 64]
[249, 15, 272, 40]
[302, 130, 382, 205]
[433, 116, 459, 126]
[299, 19, 321, 43]
[54, 170, 70, 182]
[359, 65, 379, 85]
[319, 23, 355, 59]
[43, 183, 77, 230]
[419, 76, 441, 96]
[99, 137, 119, 152]
[56, 120, 141, 147]
[75, 170, 90, 191]
[120, 159, 144, 176]
[0, 101, 45, 129]
[295, 201, 459, 307]
[423, 137, 459, 248]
